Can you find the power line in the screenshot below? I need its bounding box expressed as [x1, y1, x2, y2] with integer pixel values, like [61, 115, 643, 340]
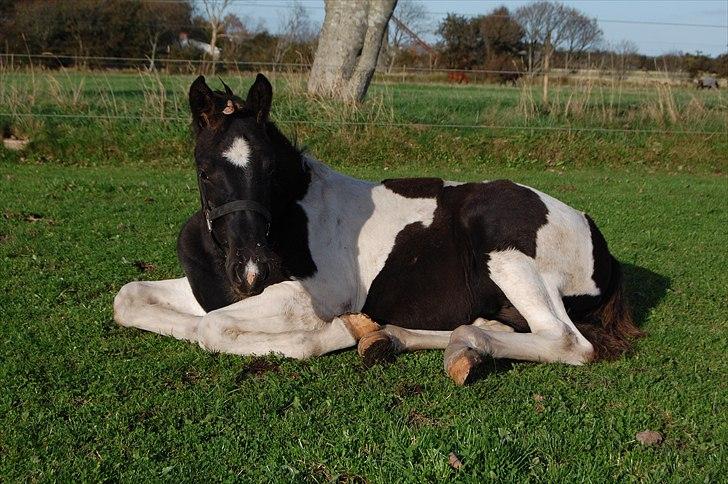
[0, 112, 723, 136]
[139, 0, 728, 29]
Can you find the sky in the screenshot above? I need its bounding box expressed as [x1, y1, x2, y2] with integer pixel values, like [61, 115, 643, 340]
[228, 0, 728, 57]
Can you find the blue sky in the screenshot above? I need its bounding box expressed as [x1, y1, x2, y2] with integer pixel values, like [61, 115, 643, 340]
[230, 0, 728, 56]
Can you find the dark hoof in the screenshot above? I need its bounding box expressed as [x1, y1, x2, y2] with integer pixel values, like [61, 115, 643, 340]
[358, 331, 396, 367]
[446, 348, 483, 386]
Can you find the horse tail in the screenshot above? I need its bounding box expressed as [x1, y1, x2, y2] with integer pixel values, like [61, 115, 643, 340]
[576, 256, 645, 361]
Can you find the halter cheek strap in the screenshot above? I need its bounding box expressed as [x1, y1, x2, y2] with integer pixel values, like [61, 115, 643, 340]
[197, 173, 272, 249]
[204, 199, 271, 232]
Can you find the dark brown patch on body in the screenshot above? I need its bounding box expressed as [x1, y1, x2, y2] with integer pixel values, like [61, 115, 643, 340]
[382, 177, 444, 198]
[362, 179, 549, 330]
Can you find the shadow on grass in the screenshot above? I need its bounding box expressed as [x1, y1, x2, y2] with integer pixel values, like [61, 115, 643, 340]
[621, 262, 670, 327]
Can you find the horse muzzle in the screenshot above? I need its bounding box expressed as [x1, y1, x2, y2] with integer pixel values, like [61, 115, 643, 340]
[228, 256, 270, 296]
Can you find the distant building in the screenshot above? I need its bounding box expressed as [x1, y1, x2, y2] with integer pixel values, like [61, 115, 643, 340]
[179, 32, 221, 59]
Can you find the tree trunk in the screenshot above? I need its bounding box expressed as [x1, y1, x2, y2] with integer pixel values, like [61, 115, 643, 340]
[148, 34, 159, 71]
[209, 25, 218, 75]
[542, 33, 551, 105]
[307, 0, 397, 102]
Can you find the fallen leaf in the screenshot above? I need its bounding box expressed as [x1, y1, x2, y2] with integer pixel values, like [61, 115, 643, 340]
[133, 260, 156, 272]
[533, 393, 545, 402]
[636, 430, 663, 446]
[448, 452, 463, 470]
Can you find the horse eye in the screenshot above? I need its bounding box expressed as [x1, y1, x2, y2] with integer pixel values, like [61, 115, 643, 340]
[199, 170, 208, 180]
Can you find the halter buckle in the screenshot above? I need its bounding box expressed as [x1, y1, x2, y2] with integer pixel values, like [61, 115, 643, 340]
[204, 210, 213, 232]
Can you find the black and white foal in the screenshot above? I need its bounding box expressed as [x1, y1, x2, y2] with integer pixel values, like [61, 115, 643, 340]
[114, 74, 641, 384]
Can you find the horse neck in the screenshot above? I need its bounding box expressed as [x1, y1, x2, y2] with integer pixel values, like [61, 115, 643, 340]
[267, 127, 308, 212]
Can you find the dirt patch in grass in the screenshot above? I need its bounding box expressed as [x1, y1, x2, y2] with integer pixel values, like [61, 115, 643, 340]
[235, 357, 282, 382]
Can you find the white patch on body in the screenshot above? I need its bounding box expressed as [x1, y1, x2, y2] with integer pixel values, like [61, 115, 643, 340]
[298, 158, 438, 316]
[525, 186, 600, 297]
[223, 137, 251, 168]
[443, 180, 467, 186]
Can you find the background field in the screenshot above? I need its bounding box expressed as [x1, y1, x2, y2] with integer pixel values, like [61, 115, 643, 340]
[1, 72, 727, 481]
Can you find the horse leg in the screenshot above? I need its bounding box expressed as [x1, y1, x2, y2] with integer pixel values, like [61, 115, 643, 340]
[113, 277, 204, 341]
[443, 250, 595, 385]
[355, 318, 513, 366]
[196, 280, 360, 358]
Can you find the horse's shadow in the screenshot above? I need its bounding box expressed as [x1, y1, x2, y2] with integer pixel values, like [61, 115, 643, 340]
[621, 262, 670, 328]
[482, 262, 670, 375]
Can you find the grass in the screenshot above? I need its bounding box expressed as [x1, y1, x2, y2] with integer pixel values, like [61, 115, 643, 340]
[1, 72, 727, 481]
[1, 70, 726, 172]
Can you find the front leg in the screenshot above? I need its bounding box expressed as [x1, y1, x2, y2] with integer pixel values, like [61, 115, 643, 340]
[197, 280, 358, 358]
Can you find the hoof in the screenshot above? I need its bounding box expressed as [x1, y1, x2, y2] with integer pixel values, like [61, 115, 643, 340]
[341, 313, 381, 341]
[446, 348, 483, 386]
[358, 330, 395, 367]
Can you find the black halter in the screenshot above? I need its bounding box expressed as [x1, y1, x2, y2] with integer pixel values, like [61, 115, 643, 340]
[197, 172, 272, 250]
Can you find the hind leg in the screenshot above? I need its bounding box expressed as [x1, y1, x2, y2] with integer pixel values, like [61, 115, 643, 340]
[444, 250, 594, 384]
[352, 317, 514, 366]
[356, 326, 452, 366]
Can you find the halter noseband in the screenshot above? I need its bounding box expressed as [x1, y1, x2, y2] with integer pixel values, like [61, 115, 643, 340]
[197, 172, 272, 249]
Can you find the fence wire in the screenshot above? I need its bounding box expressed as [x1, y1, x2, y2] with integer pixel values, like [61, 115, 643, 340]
[1, 112, 724, 136]
[0, 53, 720, 79]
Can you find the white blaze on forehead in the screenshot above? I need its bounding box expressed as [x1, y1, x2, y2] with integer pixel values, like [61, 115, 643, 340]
[223, 137, 251, 168]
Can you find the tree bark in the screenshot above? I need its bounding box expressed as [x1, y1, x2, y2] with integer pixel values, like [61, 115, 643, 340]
[308, 0, 397, 102]
[542, 32, 551, 105]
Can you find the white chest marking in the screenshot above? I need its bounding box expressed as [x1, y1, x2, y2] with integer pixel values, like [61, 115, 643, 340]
[223, 137, 251, 168]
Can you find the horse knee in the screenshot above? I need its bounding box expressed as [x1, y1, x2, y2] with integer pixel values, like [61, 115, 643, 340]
[450, 325, 492, 352]
[113, 281, 144, 326]
[197, 314, 226, 352]
[564, 334, 595, 365]
[541, 328, 595, 365]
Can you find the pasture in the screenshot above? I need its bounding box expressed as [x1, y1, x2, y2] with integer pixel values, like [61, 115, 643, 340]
[1, 72, 727, 481]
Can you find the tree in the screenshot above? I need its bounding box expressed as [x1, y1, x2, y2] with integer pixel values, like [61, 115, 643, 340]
[611, 40, 639, 80]
[479, 7, 524, 59]
[273, 0, 316, 68]
[516, 1, 602, 103]
[307, 0, 397, 102]
[561, 10, 602, 69]
[477, 6, 525, 82]
[200, 0, 231, 73]
[437, 14, 483, 69]
[140, 0, 193, 70]
[386, 0, 430, 72]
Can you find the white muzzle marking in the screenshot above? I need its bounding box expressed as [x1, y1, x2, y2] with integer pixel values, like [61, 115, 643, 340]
[244, 260, 259, 286]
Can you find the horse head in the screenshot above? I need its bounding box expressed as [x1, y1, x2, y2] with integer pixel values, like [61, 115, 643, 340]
[188, 73, 281, 297]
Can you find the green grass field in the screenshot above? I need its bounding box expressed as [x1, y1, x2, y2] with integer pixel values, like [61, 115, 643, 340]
[1, 73, 727, 481]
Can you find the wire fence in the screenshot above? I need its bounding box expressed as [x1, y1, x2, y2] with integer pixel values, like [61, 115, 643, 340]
[1, 112, 724, 136]
[0, 52, 715, 80]
[1, 44, 725, 138]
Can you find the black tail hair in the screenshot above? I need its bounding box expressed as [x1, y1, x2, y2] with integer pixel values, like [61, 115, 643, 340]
[576, 257, 644, 361]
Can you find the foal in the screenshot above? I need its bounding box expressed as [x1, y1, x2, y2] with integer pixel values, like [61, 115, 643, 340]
[114, 74, 641, 384]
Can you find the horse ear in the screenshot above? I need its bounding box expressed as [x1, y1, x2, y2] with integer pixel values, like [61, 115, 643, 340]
[245, 73, 272, 123]
[189, 75, 218, 129]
